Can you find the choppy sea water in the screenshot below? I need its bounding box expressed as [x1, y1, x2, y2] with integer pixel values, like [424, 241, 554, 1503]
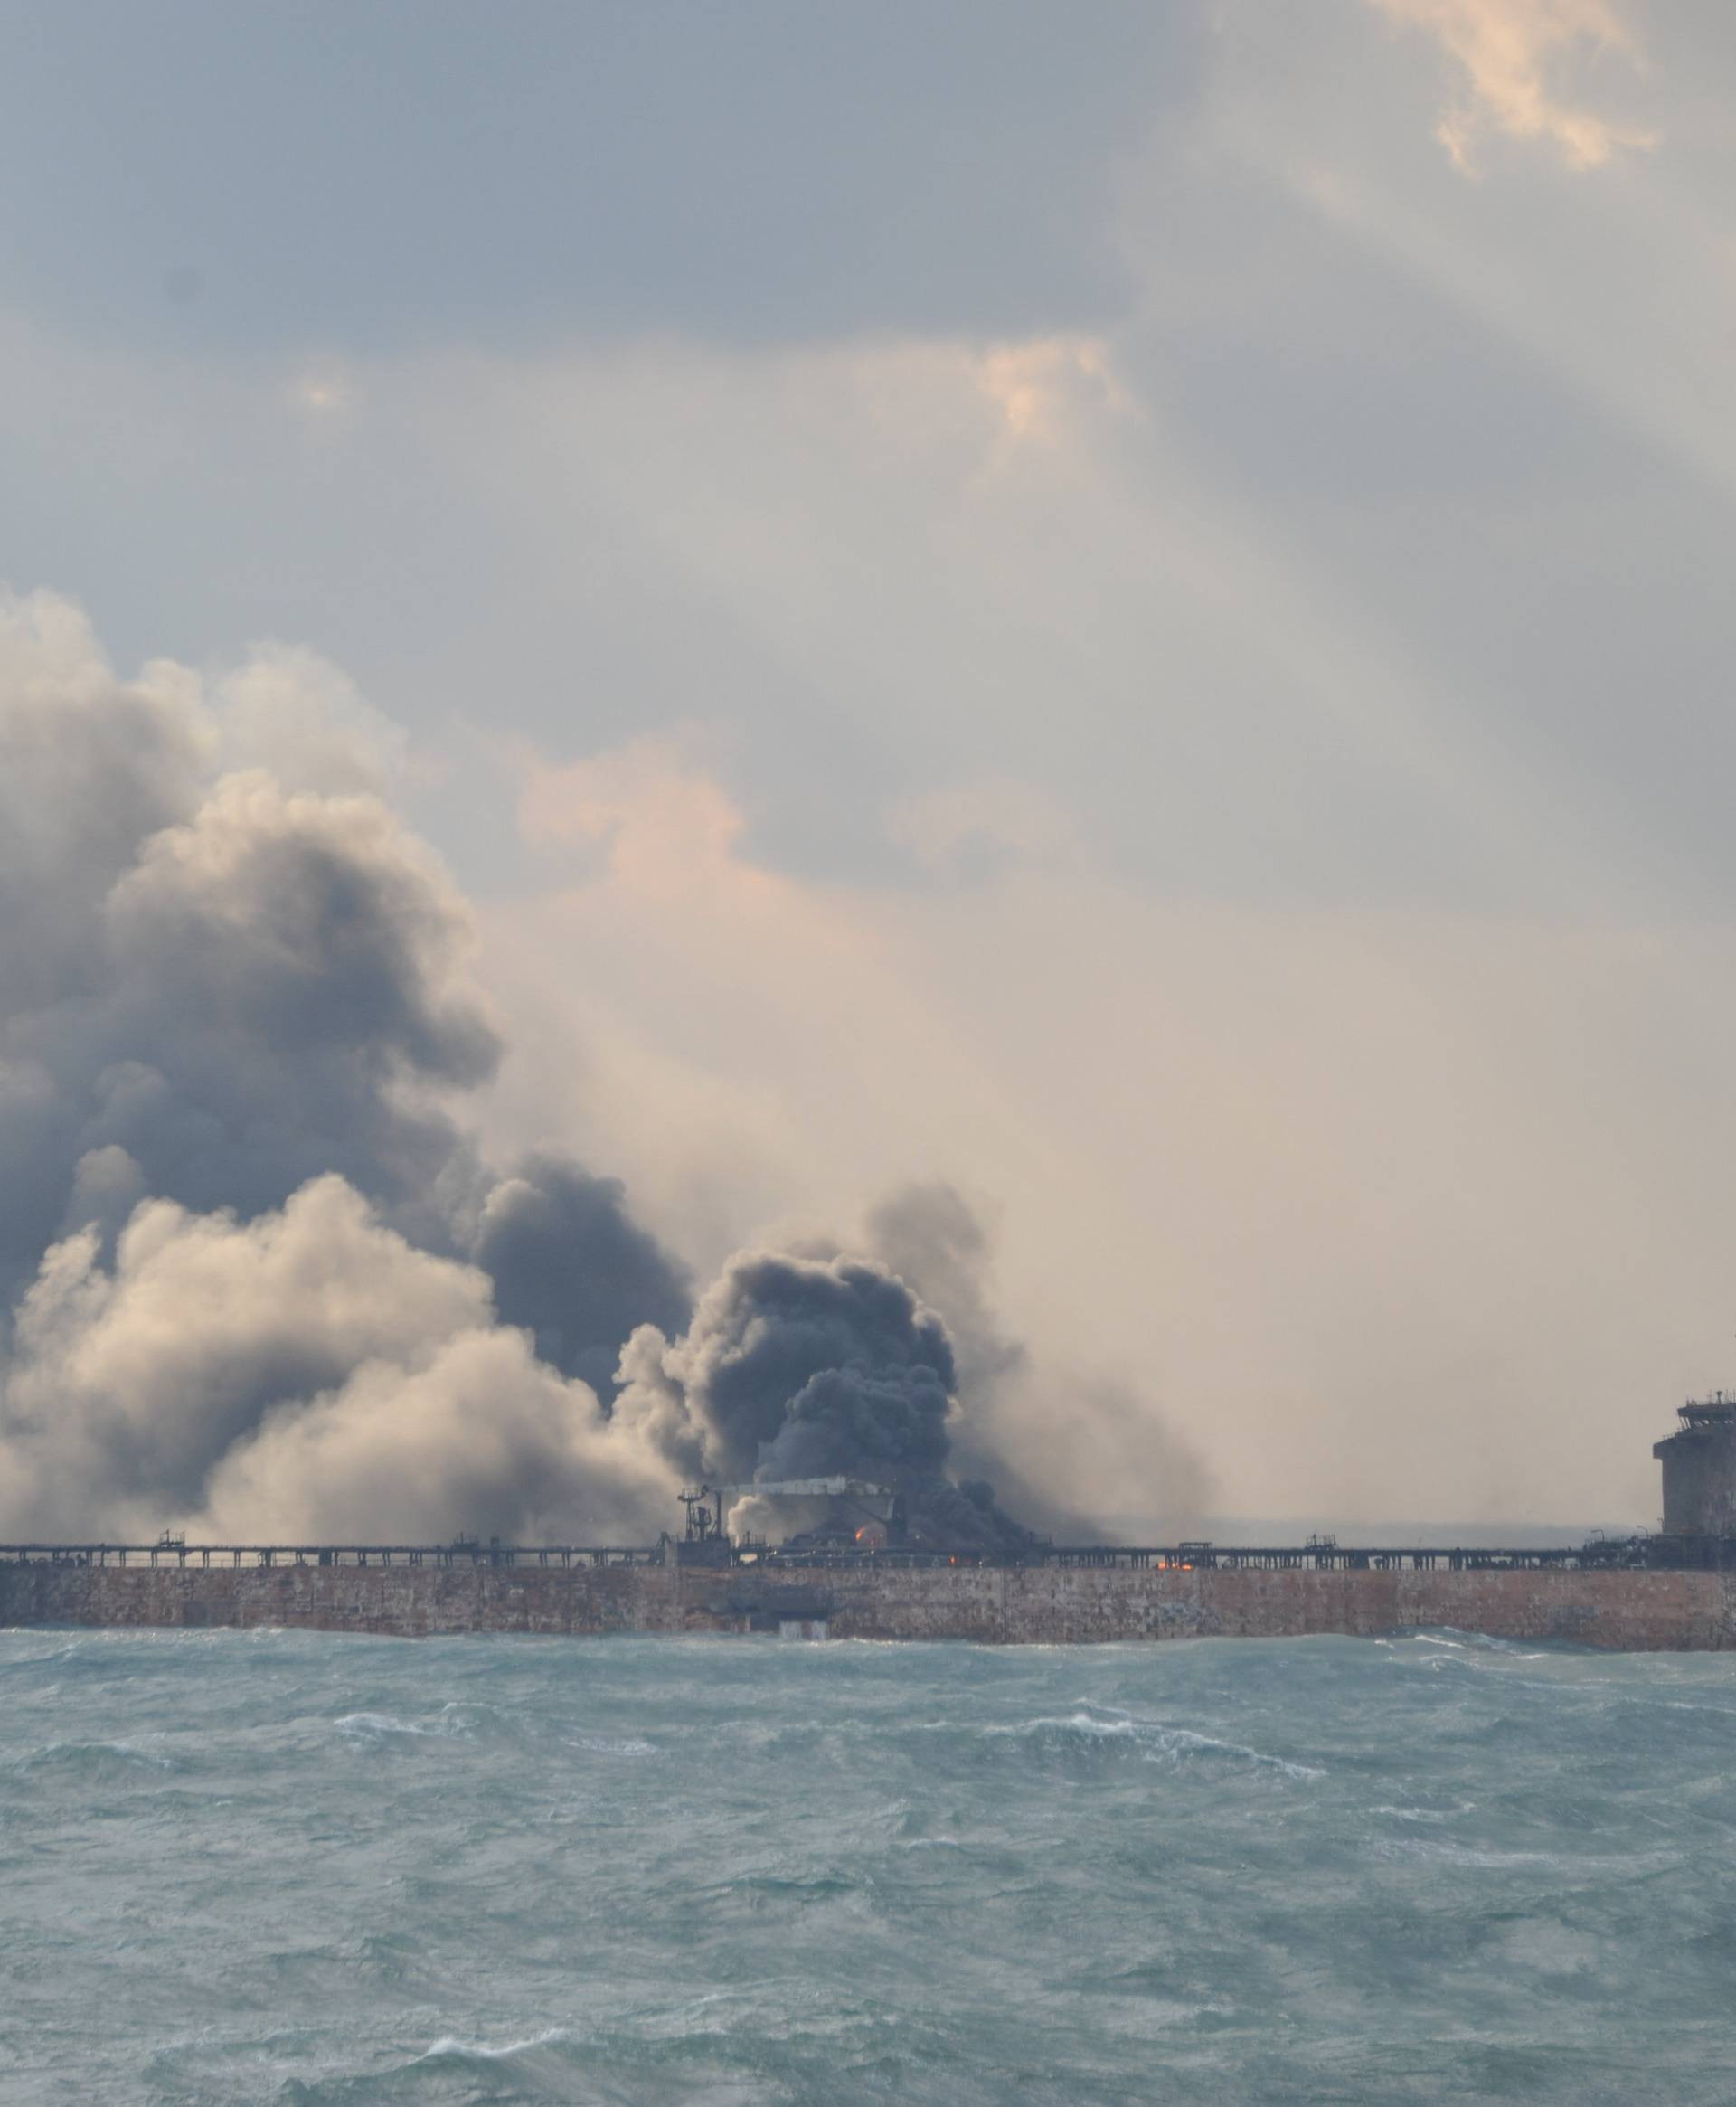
[3, 1630, 1735, 2104]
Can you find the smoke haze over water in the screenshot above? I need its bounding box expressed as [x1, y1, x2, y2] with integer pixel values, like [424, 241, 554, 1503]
[0, 592, 1205, 1543]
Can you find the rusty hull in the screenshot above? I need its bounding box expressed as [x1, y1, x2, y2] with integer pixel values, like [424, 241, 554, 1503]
[3, 1559, 1734, 1648]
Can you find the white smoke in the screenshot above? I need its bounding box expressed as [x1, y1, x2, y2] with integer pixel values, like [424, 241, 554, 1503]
[0, 1172, 682, 1543]
[203, 1329, 676, 1547]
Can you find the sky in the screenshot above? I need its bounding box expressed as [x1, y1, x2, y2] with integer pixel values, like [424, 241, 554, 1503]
[2, 0, 1733, 1533]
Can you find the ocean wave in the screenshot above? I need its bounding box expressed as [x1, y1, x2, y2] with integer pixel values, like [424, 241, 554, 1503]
[332, 1709, 460, 1743]
[416, 2024, 581, 2064]
[985, 1708, 1326, 1777]
[13, 1630, 1736, 2103]
[332, 1699, 528, 1745]
[1394, 1630, 1553, 1661]
[4, 1735, 176, 1775]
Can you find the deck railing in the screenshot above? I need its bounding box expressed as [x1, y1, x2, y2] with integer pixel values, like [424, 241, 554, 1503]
[0, 1538, 1678, 1573]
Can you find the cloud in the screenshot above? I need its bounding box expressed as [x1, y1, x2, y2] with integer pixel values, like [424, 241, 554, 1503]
[1368, 0, 1656, 170]
[888, 777, 1078, 878]
[518, 737, 760, 902]
[970, 335, 1128, 442]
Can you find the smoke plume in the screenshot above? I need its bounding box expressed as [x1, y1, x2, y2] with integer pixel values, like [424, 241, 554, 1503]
[0, 591, 699, 1539]
[866, 1180, 1215, 1540]
[0, 591, 1194, 1545]
[475, 1154, 692, 1398]
[620, 1251, 956, 1477]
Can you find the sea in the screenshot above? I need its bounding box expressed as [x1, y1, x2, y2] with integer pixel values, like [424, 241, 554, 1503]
[3, 1628, 1734, 2105]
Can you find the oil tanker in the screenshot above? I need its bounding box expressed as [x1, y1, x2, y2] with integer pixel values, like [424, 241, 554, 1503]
[5, 1402, 1736, 1648]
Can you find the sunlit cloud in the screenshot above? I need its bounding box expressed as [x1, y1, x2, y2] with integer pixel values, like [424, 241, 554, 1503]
[518, 737, 767, 902]
[889, 776, 1079, 876]
[970, 335, 1127, 441]
[1369, 0, 1656, 171]
[289, 366, 355, 419]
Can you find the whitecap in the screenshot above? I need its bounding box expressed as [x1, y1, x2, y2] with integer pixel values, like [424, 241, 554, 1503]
[333, 1710, 462, 1743]
[6, 1736, 175, 1773]
[416, 2025, 578, 2063]
[986, 1710, 1325, 1778]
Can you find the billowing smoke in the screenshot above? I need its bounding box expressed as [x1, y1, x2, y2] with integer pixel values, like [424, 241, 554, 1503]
[0, 597, 495, 1309]
[3, 1175, 672, 1544]
[0, 591, 696, 1540]
[619, 1251, 957, 1479]
[475, 1154, 692, 1398]
[866, 1180, 1215, 1541]
[610, 1232, 1113, 1549]
[866, 1182, 1025, 1407]
[0, 591, 1185, 1546]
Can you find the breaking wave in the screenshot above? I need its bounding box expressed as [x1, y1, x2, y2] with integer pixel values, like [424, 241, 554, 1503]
[984, 1706, 1326, 1777]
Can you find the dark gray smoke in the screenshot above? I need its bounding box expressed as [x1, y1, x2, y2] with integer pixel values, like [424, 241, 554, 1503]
[764, 1365, 953, 1479]
[617, 1249, 957, 1481]
[614, 1243, 1046, 1550]
[474, 1153, 692, 1397]
[0, 592, 1164, 1548]
[693, 1253, 954, 1478]
[0, 635, 499, 1313]
[0, 595, 695, 1537]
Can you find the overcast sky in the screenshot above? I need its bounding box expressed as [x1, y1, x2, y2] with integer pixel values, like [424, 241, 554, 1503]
[5, 0, 1733, 1527]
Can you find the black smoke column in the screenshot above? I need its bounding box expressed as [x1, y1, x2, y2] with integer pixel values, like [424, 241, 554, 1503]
[475, 1153, 692, 1398]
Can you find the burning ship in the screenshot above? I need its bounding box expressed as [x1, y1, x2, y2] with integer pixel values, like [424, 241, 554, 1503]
[672, 1472, 1040, 1566]
[5, 1397, 1736, 1647]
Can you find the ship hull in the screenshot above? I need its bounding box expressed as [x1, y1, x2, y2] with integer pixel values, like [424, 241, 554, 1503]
[5, 1558, 1733, 1649]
